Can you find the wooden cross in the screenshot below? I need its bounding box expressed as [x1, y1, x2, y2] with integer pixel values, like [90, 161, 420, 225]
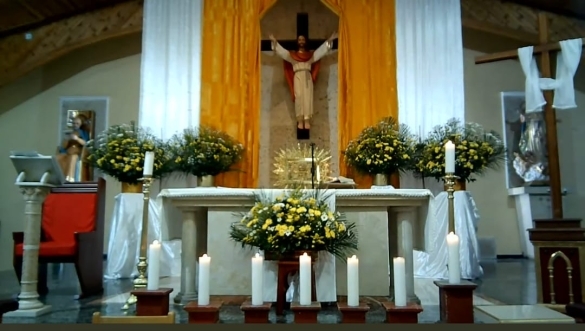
[261, 13, 338, 140]
[260, 13, 339, 52]
[475, 12, 584, 219]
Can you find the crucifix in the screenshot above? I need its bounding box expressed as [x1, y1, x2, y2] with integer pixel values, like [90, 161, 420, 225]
[475, 12, 584, 220]
[261, 13, 338, 140]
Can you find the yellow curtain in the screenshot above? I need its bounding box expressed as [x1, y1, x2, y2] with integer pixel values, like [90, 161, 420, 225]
[321, 0, 399, 188]
[200, 0, 276, 188]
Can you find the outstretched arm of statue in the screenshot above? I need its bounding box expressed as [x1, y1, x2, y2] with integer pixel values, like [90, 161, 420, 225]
[269, 34, 295, 63]
[312, 31, 337, 62]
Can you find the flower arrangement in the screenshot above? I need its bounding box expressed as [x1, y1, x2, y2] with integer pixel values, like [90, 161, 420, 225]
[413, 118, 506, 182]
[344, 117, 415, 175]
[86, 122, 172, 184]
[229, 190, 358, 260]
[168, 126, 244, 177]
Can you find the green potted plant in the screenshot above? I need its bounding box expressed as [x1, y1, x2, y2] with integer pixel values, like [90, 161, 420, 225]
[86, 122, 172, 192]
[168, 126, 244, 187]
[344, 117, 415, 185]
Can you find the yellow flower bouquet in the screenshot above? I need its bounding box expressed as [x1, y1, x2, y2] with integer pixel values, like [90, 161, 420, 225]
[344, 117, 415, 175]
[168, 126, 244, 177]
[86, 122, 172, 184]
[413, 118, 506, 182]
[229, 190, 358, 260]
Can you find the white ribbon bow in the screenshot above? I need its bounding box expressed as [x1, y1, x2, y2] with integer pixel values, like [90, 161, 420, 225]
[518, 38, 582, 113]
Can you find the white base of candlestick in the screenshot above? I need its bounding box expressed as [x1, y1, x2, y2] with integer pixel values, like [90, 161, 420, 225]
[3, 305, 52, 317]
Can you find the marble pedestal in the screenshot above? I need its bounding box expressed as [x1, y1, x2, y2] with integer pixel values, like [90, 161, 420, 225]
[4, 187, 52, 318]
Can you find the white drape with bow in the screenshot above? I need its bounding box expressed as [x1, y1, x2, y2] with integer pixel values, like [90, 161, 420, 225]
[518, 38, 583, 113]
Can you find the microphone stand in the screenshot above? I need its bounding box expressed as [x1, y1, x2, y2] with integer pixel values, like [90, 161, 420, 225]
[310, 143, 316, 189]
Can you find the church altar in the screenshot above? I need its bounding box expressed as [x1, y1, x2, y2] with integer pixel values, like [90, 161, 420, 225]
[158, 187, 435, 304]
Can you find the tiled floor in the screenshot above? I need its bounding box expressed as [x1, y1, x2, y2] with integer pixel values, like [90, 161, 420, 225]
[1, 258, 536, 324]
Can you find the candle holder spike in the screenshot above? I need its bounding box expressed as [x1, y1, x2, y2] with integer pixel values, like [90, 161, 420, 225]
[443, 173, 459, 234]
[122, 175, 154, 310]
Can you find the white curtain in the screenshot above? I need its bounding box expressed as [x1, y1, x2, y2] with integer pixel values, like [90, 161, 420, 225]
[138, 0, 203, 140]
[395, 0, 465, 191]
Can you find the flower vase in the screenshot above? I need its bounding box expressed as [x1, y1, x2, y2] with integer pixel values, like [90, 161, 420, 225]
[373, 174, 388, 186]
[444, 179, 466, 192]
[121, 182, 143, 193]
[197, 175, 215, 187]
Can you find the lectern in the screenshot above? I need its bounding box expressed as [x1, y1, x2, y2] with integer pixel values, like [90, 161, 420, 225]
[4, 152, 65, 318]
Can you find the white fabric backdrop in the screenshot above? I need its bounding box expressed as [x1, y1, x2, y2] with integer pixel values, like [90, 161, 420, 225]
[138, 0, 203, 140]
[395, 0, 466, 190]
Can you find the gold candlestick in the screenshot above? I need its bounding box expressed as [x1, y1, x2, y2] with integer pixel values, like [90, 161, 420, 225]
[443, 173, 458, 234]
[122, 175, 154, 310]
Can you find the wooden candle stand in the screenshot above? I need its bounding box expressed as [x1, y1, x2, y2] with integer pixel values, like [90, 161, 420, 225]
[382, 302, 423, 323]
[337, 302, 370, 323]
[434, 280, 477, 323]
[131, 288, 173, 316]
[240, 301, 272, 323]
[291, 302, 321, 323]
[184, 301, 223, 324]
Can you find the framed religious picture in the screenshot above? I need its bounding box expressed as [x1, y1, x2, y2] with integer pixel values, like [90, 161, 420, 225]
[500, 91, 549, 189]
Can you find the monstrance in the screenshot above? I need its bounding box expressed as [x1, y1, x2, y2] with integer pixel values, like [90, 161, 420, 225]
[273, 143, 332, 188]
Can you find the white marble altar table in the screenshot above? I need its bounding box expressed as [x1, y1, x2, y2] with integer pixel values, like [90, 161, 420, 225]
[158, 188, 436, 304]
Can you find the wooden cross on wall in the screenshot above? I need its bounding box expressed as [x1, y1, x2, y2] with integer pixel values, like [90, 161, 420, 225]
[261, 13, 338, 140]
[475, 12, 584, 220]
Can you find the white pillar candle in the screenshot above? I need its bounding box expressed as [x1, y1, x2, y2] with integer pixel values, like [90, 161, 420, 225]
[146, 240, 161, 290]
[251, 253, 264, 305]
[447, 232, 461, 284]
[198, 254, 211, 305]
[445, 140, 455, 173]
[347, 255, 359, 307]
[143, 151, 154, 176]
[393, 257, 407, 306]
[299, 253, 312, 305]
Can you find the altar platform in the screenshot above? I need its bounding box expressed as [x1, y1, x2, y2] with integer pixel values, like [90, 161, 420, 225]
[1, 259, 531, 324]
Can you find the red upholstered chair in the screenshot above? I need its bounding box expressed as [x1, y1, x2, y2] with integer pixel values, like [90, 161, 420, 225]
[12, 178, 106, 299]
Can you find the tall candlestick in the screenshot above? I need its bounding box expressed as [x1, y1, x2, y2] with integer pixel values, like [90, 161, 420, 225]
[198, 254, 211, 305]
[347, 255, 359, 307]
[143, 151, 154, 176]
[251, 253, 264, 305]
[393, 257, 407, 306]
[146, 240, 161, 290]
[447, 232, 461, 284]
[299, 253, 312, 305]
[445, 140, 455, 173]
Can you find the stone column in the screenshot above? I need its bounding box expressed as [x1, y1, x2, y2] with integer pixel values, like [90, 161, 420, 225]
[8, 187, 52, 317]
[175, 209, 199, 304]
[394, 207, 418, 304]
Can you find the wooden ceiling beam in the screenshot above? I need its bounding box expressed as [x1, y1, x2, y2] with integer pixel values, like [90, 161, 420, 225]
[502, 0, 585, 21]
[17, 0, 44, 20]
[461, 18, 540, 44]
[0, 0, 138, 39]
[0, 0, 143, 88]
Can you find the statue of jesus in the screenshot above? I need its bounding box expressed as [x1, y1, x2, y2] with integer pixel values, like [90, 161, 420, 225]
[269, 32, 338, 130]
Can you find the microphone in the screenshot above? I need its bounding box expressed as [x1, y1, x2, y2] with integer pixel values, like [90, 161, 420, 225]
[310, 143, 316, 189]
